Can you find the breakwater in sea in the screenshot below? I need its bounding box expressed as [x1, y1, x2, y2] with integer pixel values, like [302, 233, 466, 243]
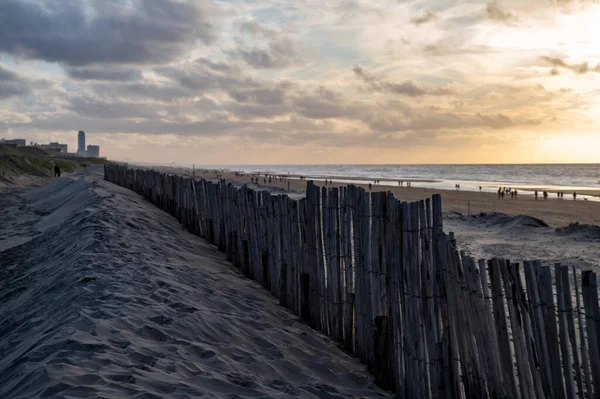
[106, 164, 600, 398]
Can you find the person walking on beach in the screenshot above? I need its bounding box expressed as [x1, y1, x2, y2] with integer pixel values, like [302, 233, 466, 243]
[514, 189, 518, 199]
[54, 164, 61, 177]
[543, 191, 548, 200]
[573, 191, 577, 201]
[534, 190, 538, 200]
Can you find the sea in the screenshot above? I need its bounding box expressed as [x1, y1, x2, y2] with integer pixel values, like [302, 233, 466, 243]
[149, 163, 600, 201]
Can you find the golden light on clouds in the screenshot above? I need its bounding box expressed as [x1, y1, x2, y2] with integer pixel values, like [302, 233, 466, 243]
[0, 0, 599, 164]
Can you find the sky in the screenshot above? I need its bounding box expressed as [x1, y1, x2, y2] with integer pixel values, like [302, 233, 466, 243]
[1, 0, 599, 165]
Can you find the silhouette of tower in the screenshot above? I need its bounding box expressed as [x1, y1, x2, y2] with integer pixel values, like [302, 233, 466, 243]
[78, 130, 86, 156]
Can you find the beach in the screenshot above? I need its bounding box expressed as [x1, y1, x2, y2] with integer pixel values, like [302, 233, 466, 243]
[160, 166, 600, 227]
[152, 166, 600, 272]
[3, 163, 599, 397]
[0, 168, 388, 398]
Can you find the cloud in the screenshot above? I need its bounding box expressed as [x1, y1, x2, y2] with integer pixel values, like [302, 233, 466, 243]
[65, 67, 143, 82]
[486, 1, 519, 24]
[0, 65, 31, 98]
[229, 39, 304, 69]
[541, 56, 600, 74]
[227, 21, 304, 69]
[0, 0, 216, 66]
[353, 66, 453, 97]
[0, 64, 52, 99]
[411, 11, 438, 26]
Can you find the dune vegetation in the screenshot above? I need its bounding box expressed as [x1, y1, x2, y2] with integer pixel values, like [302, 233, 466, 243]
[0, 144, 109, 185]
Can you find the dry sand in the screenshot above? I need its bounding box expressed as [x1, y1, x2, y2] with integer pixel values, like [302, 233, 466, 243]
[0, 174, 47, 194]
[153, 166, 600, 273]
[0, 167, 389, 398]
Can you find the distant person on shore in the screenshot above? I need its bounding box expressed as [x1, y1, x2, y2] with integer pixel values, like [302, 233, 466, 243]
[479, 186, 482, 191]
[543, 191, 548, 200]
[514, 189, 518, 199]
[535, 190, 538, 200]
[573, 191, 577, 201]
[368, 183, 372, 190]
[498, 188, 502, 199]
[54, 164, 61, 177]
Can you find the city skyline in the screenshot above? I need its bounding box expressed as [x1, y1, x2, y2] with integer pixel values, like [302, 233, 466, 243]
[1, 0, 599, 164]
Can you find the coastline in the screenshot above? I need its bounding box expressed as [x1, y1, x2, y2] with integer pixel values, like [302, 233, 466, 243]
[142, 164, 600, 271]
[150, 165, 600, 227]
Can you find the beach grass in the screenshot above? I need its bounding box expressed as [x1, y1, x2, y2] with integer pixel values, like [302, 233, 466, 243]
[0, 144, 109, 184]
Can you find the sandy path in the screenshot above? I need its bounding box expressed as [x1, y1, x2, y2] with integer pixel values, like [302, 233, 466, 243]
[0, 168, 388, 398]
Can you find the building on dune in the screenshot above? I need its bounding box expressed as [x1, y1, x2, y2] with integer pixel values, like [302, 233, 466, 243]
[87, 145, 100, 158]
[0, 138, 26, 147]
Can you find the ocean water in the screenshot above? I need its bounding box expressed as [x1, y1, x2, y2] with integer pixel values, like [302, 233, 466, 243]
[141, 162, 600, 201]
[214, 164, 600, 200]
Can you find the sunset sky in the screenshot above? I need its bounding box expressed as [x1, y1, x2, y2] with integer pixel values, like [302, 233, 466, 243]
[1, 0, 599, 164]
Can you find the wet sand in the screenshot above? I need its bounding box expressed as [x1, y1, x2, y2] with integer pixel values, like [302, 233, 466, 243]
[157, 166, 600, 227]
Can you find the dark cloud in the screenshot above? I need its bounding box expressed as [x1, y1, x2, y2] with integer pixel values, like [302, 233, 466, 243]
[154, 59, 257, 93]
[365, 110, 515, 133]
[68, 96, 160, 119]
[17, 112, 244, 136]
[353, 66, 453, 97]
[0, 0, 216, 66]
[411, 11, 438, 26]
[229, 38, 303, 69]
[228, 85, 290, 105]
[86, 58, 260, 104]
[486, 2, 519, 24]
[541, 56, 600, 74]
[228, 21, 304, 69]
[0, 65, 31, 98]
[0, 64, 52, 99]
[65, 67, 143, 82]
[239, 21, 275, 38]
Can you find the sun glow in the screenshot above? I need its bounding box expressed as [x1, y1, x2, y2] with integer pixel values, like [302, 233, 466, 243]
[538, 133, 600, 163]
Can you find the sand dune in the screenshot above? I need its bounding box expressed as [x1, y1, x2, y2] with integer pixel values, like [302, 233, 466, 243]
[444, 211, 600, 272]
[0, 168, 388, 398]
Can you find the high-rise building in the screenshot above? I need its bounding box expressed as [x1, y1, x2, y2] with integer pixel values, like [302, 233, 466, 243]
[87, 145, 100, 158]
[78, 131, 86, 156]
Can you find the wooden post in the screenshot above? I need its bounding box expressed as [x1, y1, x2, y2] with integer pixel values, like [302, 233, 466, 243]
[373, 315, 390, 390]
[573, 266, 593, 397]
[538, 263, 566, 397]
[344, 292, 355, 353]
[279, 262, 288, 307]
[489, 258, 518, 398]
[301, 273, 311, 324]
[582, 271, 600, 396]
[557, 265, 581, 398]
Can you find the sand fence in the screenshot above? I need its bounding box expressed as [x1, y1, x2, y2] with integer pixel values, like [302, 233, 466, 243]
[105, 164, 600, 398]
